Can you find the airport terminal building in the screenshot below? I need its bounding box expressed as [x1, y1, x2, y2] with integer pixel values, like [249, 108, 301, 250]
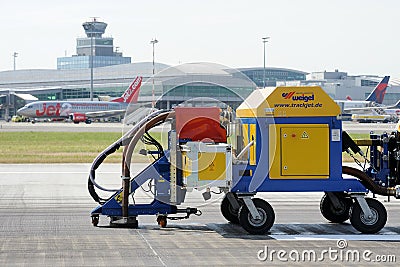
[1, 19, 399, 120]
[0, 62, 260, 119]
[1, 64, 400, 120]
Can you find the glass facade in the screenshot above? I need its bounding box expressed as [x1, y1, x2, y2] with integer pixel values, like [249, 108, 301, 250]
[34, 93, 61, 101]
[131, 63, 258, 110]
[77, 38, 114, 47]
[161, 83, 252, 99]
[361, 79, 379, 87]
[61, 86, 127, 100]
[57, 56, 131, 70]
[239, 68, 307, 87]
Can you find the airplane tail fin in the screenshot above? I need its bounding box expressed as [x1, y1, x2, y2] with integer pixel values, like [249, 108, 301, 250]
[346, 95, 353, 101]
[112, 76, 142, 103]
[365, 76, 390, 104]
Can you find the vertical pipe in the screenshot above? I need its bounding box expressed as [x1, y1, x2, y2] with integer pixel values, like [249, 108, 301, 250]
[263, 41, 265, 88]
[13, 52, 17, 71]
[262, 37, 269, 88]
[150, 38, 158, 108]
[152, 42, 155, 108]
[122, 154, 130, 218]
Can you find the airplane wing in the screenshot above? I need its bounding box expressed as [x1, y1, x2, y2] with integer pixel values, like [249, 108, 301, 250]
[343, 106, 385, 113]
[84, 103, 153, 119]
[343, 100, 400, 114]
[85, 109, 126, 118]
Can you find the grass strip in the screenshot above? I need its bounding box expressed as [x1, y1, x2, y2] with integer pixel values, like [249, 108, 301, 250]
[0, 132, 370, 164]
[0, 132, 165, 164]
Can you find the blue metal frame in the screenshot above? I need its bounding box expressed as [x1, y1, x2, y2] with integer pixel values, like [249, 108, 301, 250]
[231, 116, 367, 194]
[366, 133, 390, 186]
[91, 155, 178, 217]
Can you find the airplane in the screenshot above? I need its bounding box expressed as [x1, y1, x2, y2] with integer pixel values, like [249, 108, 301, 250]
[335, 76, 390, 112]
[351, 109, 399, 123]
[333, 76, 395, 120]
[17, 76, 142, 124]
[351, 101, 400, 123]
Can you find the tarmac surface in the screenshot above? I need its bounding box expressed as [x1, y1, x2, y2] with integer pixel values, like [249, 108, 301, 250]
[1, 163, 400, 266]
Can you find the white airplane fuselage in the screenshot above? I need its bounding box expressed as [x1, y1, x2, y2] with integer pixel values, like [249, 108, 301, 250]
[17, 101, 127, 118]
[335, 100, 374, 111]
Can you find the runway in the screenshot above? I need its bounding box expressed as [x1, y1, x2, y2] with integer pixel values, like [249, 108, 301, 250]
[1, 164, 399, 266]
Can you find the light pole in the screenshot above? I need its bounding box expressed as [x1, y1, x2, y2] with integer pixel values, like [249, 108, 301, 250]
[83, 21, 95, 101]
[13, 52, 18, 71]
[150, 38, 158, 108]
[262, 37, 270, 88]
[90, 30, 94, 101]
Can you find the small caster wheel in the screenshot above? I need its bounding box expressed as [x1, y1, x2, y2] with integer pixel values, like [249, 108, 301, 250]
[238, 198, 275, 235]
[91, 215, 99, 227]
[221, 194, 242, 224]
[350, 198, 387, 234]
[157, 216, 167, 228]
[320, 193, 352, 223]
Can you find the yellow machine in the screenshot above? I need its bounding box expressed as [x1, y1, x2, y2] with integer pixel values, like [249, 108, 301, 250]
[236, 86, 342, 179]
[90, 86, 400, 235]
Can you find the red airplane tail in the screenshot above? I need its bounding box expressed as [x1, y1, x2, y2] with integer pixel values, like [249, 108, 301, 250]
[365, 76, 390, 104]
[112, 76, 142, 103]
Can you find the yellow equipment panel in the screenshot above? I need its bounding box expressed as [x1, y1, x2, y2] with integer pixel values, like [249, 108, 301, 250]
[242, 123, 249, 158]
[269, 124, 329, 179]
[236, 86, 340, 118]
[182, 153, 192, 178]
[198, 152, 226, 181]
[249, 124, 256, 165]
[241, 123, 257, 165]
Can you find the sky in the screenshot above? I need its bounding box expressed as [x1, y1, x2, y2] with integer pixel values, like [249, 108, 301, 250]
[1, 0, 399, 77]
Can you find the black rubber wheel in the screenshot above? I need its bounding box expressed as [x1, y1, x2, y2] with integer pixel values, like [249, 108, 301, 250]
[320, 193, 352, 223]
[221, 195, 242, 224]
[350, 198, 387, 234]
[157, 216, 167, 228]
[238, 198, 275, 235]
[91, 215, 99, 227]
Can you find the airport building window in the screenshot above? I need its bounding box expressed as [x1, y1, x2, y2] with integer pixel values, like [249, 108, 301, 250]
[240, 69, 306, 87]
[361, 80, 379, 87]
[57, 56, 131, 70]
[34, 93, 61, 101]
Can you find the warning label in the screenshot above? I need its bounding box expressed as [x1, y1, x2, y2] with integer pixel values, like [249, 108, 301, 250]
[301, 131, 309, 139]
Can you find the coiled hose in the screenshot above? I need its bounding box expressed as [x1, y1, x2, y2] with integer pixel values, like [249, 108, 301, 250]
[122, 111, 174, 176]
[343, 166, 397, 196]
[88, 109, 171, 203]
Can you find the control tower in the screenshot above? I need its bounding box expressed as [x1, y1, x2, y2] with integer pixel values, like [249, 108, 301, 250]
[57, 18, 131, 69]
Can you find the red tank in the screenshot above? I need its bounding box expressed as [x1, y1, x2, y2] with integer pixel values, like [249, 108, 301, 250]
[174, 107, 227, 143]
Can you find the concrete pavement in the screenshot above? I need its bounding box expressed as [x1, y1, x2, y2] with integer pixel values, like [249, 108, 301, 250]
[1, 164, 400, 266]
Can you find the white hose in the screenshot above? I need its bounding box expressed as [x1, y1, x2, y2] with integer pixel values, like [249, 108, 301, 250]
[236, 140, 254, 160]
